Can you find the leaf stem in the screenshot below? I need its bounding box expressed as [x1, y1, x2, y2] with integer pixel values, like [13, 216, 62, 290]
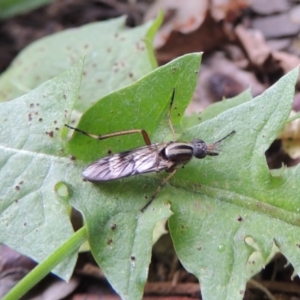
[3, 226, 87, 300]
[286, 112, 300, 124]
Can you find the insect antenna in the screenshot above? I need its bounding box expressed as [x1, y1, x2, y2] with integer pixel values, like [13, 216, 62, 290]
[214, 130, 236, 144]
[206, 130, 236, 155]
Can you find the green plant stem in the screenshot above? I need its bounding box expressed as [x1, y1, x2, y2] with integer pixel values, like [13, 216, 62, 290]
[3, 226, 88, 300]
[286, 112, 300, 123]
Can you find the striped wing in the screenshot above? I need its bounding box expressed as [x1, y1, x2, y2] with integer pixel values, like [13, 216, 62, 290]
[82, 143, 172, 181]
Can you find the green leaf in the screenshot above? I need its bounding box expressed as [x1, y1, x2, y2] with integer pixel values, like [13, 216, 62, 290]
[0, 58, 84, 279]
[66, 53, 202, 300]
[0, 0, 54, 19]
[3, 38, 298, 300]
[65, 53, 200, 163]
[65, 56, 299, 300]
[168, 67, 300, 300]
[0, 15, 163, 295]
[0, 15, 158, 116]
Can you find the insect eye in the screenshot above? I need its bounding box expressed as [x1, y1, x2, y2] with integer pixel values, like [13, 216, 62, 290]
[192, 139, 207, 159]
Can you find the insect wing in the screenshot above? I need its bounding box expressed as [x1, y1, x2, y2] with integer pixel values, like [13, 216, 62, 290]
[82, 144, 169, 181]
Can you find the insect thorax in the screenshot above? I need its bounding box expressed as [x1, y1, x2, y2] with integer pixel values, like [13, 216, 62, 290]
[163, 142, 194, 164]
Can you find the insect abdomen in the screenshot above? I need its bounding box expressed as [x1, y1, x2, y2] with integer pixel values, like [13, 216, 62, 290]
[163, 143, 193, 164]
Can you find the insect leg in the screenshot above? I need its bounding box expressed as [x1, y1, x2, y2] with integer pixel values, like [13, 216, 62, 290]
[140, 169, 177, 212]
[168, 88, 176, 140]
[65, 124, 151, 145]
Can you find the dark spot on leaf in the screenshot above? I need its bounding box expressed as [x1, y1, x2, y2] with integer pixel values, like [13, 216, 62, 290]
[54, 120, 57, 124]
[83, 71, 87, 76]
[84, 44, 89, 49]
[46, 131, 54, 138]
[197, 247, 201, 251]
[239, 290, 244, 295]
[70, 155, 76, 161]
[177, 113, 181, 117]
[39, 118, 43, 122]
[114, 33, 119, 38]
[145, 195, 148, 199]
[107, 239, 113, 245]
[237, 216, 243, 222]
[82, 178, 87, 182]
[28, 114, 32, 121]
[97, 78, 102, 83]
[129, 72, 133, 78]
[19, 181, 23, 185]
[296, 244, 300, 248]
[30, 103, 34, 108]
[24, 223, 27, 226]
[14, 199, 18, 203]
[63, 94, 66, 99]
[111, 224, 117, 230]
[36, 103, 40, 106]
[34, 112, 38, 115]
[130, 256, 136, 261]
[107, 149, 112, 155]
[15, 186, 20, 190]
[195, 70, 199, 74]
[55, 127, 59, 131]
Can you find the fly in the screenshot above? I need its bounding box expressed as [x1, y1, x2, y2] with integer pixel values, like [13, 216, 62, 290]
[65, 89, 235, 211]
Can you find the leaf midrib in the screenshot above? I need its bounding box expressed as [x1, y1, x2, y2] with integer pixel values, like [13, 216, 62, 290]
[169, 181, 300, 227]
